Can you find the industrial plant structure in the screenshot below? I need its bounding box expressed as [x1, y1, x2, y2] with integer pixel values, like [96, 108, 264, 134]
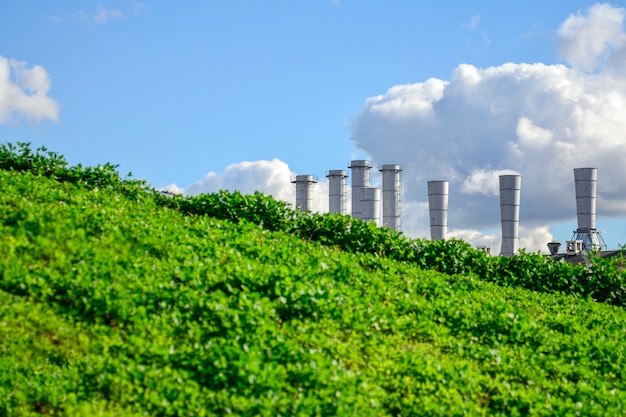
[381, 165, 402, 231]
[499, 174, 522, 257]
[326, 170, 348, 215]
[427, 180, 448, 241]
[291, 175, 317, 212]
[361, 187, 381, 226]
[571, 168, 606, 251]
[293, 162, 621, 259]
[546, 167, 617, 263]
[293, 160, 403, 232]
[348, 160, 372, 221]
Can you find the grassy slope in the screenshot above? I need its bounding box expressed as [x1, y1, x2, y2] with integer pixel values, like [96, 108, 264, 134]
[1, 169, 626, 416]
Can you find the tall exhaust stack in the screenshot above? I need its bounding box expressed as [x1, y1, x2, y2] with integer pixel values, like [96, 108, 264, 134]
[572, 168, 605, 251]
[291, 175, 317, 212]
[499, 174, 521, 256]
[349, 160, 372, 219]
[361, 187, 381, 226]
[326, 170, 348, 215]
[380, 164, 402, 231]
[427, 181, 448, 241]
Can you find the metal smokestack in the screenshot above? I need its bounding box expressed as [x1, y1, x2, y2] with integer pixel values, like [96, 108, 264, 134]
[349, 160, 372, 219]
[380, 164, 402, 231]
[572, 167, 605, 251]
[291, 175, 317, 212]
[499, 174, 521, 256]
[326, 170, 348, 215]
[360, 187, 381, 226]
[427, 181, 448, 241]
[574, 168, 597, 230]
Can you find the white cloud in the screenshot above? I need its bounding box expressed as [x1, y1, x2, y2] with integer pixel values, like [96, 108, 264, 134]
[461, 169, 521, 196]
[450, 228, 499, 250]
[557, 3, 626, 72]
[0, 56, 60, 123]
[92, 6, 124, 24]
[53, 3, 147, 25]
[462, 14, 481, 31]
[461, 14, 490, 52]
[449, 225, 554, 255]
[167, 3, 626, 255]
[156, 183, 184, 195]
[349, 3, 626, 252]
[181, 158, 330, 214]
[518, 225, 554, 255]
[515, 117, 553, 148]
[66, 7, 124, 25]
[400, 200, 430, 238]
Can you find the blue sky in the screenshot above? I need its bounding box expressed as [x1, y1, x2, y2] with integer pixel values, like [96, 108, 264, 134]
[2, 1, 626, 253]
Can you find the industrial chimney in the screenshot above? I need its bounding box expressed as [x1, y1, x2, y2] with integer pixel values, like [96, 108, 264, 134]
[380, 164, 402, 231]
[572, 168, 605, 251]
[360, 187, 381, 226]
[291, 175, 317, 212]
[499, 174, 521, 256]
[349, 160, 372, 219]
[427, 181, 448, 241]
[326, 170, 348, 215]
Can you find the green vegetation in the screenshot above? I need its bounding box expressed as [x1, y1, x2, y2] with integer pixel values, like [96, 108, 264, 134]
[1, 142, 626, 416]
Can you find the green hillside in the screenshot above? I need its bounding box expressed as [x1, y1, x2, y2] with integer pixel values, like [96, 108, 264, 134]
[1, 143, 626, 416]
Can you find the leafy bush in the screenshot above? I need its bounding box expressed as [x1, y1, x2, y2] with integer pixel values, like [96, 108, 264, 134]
[0, 141, 148, 199]
[156, 189, 297, 232]
[2, 169, 626, 415]
[2, 141, 626, 309]
[0, 171, 626, 416]
[175, 188, 626, 307]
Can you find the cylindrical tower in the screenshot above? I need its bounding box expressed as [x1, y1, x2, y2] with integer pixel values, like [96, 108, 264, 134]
[499, 174, 521, 256]
[574, 168, 597, 230]
[361, 187, 381, 226]
[427, 180, 448, 241]
[326, 170, 348, 215]
[291, 175, 317, 212]
[348, 160, 372, 219]
[572, 167, 604, 251]
[380, 164, 402, 231]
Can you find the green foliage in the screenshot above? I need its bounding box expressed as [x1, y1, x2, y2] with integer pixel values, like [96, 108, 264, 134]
[156, 189, 297, 232]
[3, 142, 626, 306]
[0, 141, 148, 198]
[172, 189, 626, 308]
[2, 142, 626, 414]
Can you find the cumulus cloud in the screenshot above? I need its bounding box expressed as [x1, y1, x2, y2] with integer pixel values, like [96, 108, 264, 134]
[557, 3, 626, 73]
[186, 159, 295, 200]
[447, 225, 553, 256]
[461, 169, 521, 196]
[168, 159, 331, 214]
[164, 3, 626, 255]
[156, 183, 184, 195]
[0, 56, 60, 123]
[349, 3, 626, 253]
